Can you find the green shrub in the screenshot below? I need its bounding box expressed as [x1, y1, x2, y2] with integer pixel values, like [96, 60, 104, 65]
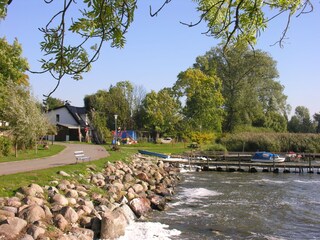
[205, 143, 227, 152]
[188, 131, 215, 145]
[0, 136, 12, 156]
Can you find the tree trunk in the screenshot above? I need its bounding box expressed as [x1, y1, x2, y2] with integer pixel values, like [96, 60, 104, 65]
[15, 142, 18, 158]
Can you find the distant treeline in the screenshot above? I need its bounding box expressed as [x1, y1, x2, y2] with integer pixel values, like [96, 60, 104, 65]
[219, 133, 320, 153]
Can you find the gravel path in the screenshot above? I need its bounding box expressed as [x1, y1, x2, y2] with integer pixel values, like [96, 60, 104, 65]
[0, 143, 109, 176]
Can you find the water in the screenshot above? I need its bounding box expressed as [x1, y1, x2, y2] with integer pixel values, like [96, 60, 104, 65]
[121, 171, 320, 239]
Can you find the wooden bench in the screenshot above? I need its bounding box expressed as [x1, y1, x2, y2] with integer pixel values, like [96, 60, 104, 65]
[74, 151, 91, 163]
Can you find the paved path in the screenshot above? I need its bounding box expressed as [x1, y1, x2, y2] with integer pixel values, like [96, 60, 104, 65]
[0, 143, 109, 176]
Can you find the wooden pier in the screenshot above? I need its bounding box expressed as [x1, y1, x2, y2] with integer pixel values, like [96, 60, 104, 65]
[162, 158, 320, 174]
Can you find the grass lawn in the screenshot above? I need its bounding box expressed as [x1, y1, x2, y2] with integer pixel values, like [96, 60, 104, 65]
[0, 144, 66, 163]
[0, 142, 189, 197]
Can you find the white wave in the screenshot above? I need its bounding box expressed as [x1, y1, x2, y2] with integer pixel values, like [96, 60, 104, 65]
[180, 187, 222, 199]
[118, 221, 181, 240]
[294, 179, 320, 184]
[166, 208, 214, 218]
[253, 179, 287, 184]
[249, 232, 286, 240]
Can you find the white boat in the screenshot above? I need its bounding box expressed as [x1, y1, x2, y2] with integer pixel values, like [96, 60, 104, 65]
[251, 152, 285, 163]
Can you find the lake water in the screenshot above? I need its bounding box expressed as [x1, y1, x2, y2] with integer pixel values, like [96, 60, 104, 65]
[120, 171, 320, 240]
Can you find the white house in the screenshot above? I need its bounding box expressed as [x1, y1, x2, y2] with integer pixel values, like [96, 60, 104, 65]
[46, 103, 90, 142]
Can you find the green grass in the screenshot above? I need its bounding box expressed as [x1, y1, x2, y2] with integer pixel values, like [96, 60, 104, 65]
[0, 142, 188, 197]
[0, 144, 66, 163]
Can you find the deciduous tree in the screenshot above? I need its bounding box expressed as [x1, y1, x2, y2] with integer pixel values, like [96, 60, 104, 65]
[194, 46, 289, 132]
[141, 88, 181, 142]
[173, 68, 224, 132]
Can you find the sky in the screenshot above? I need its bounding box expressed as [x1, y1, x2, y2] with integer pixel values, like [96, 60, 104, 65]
[1, 1, 320, 117]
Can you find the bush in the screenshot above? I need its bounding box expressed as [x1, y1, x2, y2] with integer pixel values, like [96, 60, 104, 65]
[205, 143, 227, 152]
[0, 136, 12, 156]
[188, 131, 216, 145]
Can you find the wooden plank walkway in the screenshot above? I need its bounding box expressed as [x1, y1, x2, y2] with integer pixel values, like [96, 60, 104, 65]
[162, 158, 320, 173]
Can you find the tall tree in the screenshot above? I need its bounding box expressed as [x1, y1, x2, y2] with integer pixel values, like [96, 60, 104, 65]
[44, 97, 65, 110]
[173, 68, 224, 132]
[288, 106, 315, 133]
[1, 82, 51, 156]
[194, 46, 288, 132]
[313, 113, 320, 133]
[141, 88, 181, 142]
[0, 38, 29, 86]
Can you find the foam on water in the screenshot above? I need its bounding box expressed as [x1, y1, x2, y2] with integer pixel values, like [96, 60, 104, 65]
[179, 187, 222, 199]
[253, 178, 287, 184]
[294, 179, 320, 184]
[117, 221, 181, 240]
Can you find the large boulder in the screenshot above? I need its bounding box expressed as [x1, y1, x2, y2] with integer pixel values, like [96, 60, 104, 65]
[129, 197, 151, 218]
[54, 214, 69, 231]
[68, 227, 94, 240]
[0, 217, 27, 239]
[149, 195, 166, 211]
[18, 204, 46, 223]
[27, 224, 46, 239]
[100, 208, 128, 240]
[60, 206, 79, 223]
[52, 194, 69, 206]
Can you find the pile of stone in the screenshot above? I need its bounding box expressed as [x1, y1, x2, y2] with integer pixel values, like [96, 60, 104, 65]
[0, 155, 181, 240]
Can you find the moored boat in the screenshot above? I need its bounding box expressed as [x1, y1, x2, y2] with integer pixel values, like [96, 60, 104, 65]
[251, 151, 285, 163]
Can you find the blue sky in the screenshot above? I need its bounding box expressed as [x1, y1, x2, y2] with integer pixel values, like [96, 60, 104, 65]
[1, 1, 319, 117]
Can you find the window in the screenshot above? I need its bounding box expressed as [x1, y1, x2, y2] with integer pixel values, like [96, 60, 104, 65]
[56, 114, 60, 122]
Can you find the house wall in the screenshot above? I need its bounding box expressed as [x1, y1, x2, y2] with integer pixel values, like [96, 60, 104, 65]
[47, 107, 78, 126]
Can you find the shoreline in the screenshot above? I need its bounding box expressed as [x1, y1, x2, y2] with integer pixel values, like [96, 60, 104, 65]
[0, 154, 182, 239]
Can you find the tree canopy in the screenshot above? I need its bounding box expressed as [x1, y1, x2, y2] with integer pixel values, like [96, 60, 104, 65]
[173, 68, 224, 133]
[193, 45, 289, 132]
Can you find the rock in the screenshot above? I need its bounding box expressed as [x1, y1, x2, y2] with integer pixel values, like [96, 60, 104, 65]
[68, 227, 94, 240]
[100, 208, 128, 240]
[29, 184, 44, 194]
[67, 198, 77, 205]
[129, 197, 151, 218]
[60, 206, 79, 223]
[43, 205, 53, 219]
[27, 224, 46, 239]
[18, 205, 46, 223]
[52, 194, 69, 206]
[132, 184, 144, 194]
[149, 195, 166, 211]
[22, 196, 44, 206]
[19, 186, 37, 197]
[58, 171, 70, 177]
[54, 214, 69, 231]
[77, 191, 88, 198]
[46, 186, 60, 198]
[19, 234, 34, 240]
[136, 172, 149, 182]
[1, 206, 17, 214]
[153, 171, 163, 183]
[119, 204, 136, 223]
[123, 173, 134, 183]
[65, 190, 78, 199]
[6, 197, 22, 208]
[154, 184, 172, 197]
[0, 217, 27, 238]
[79, 216, 92, 228]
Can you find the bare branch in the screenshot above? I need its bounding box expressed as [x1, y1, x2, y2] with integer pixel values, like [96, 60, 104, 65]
[149, 0, 172, 17]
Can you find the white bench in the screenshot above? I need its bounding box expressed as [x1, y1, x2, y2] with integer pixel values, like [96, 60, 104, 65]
[74, 151, 91, 163]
